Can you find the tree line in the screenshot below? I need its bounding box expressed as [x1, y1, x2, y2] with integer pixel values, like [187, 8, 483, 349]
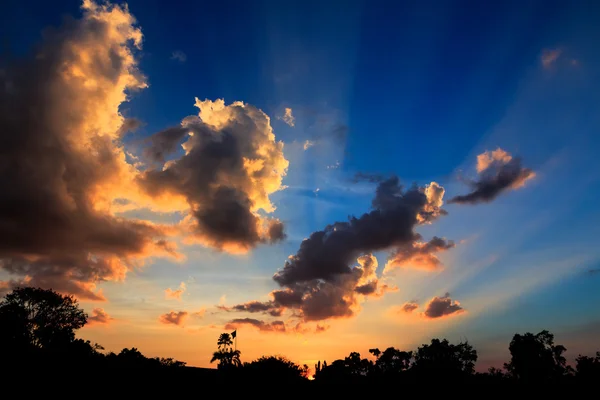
[2, 287, 599, 387]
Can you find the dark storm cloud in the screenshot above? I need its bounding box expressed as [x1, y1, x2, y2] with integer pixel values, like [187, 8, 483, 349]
[137, 99, 289, 252]
[449, 148, 535, 205]
[0, 1, 172, 300]
[423, 293, 464, 319]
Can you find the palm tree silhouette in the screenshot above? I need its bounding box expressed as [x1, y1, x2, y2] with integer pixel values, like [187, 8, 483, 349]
[211, 333, 241, 368]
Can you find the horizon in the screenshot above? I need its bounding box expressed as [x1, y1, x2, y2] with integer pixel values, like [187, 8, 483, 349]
[0, 0, 599, 372]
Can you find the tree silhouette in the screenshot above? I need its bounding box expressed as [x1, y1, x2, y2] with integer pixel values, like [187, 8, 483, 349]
[504, 330, 570, 382]
[412, 339, 477, 381]
[243, 356, 308, 383]
[575, 352, 600, 382]
[210, 333, 241, 369]
[375, 347, 413, 375]
[369, 348, 381, 358]
[0, 287, 86, 351]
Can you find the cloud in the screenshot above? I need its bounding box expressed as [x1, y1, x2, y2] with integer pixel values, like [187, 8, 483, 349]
[137, 98, 289, 253]
[220, 300, 284, 317]
[224, 318, 286, 333]
[170, 50, 187, 63]
[0, 281, 10, 297]
[303, 140, 315, 150]
[401, 302, 419, 313]
[352, 172, 385, 183]
[226, 177, 447, 322]
[0, 0, 182, 301]
[192, 308, 206, 318]
[88, 308, 113, 325]
[587, 268, 600, 275]
[422, 293, 464, 319]
[223, 318, 326, 334]
[541, 48, 562, 69]
[449, 148, 535, 205]
[385, 236, 455, 272]
[165, 282, 186, 300]
[278, 107, 295, 127]
[159, 311, 188, 326]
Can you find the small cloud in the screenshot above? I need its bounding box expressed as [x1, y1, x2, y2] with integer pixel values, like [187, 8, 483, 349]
[327, 161, 340, 169]
[159, 311, 188, 326]
[352, 172, 384, 183]
[541, 48, 562, 69]
[449, 147, 535, 205]
[171, 50, 187, 63]
[401, 302, 419, 314]
[313, 188, 320, 195]
[165, 282, 186, 300]
[192, 307, 206, 318]
[303, 140, 315, 150]
[88, 308, 113, 325]
[278, 107, 295, 127]
[422, 293, 464, 319]
[587, 268, 600, 275]
[219, 294, 227, 305]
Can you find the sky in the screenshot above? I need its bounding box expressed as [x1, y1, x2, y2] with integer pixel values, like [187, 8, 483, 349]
[1, 0, 599, 371]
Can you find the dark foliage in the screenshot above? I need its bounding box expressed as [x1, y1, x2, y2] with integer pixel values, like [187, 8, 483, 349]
[1, 287, 598, 392]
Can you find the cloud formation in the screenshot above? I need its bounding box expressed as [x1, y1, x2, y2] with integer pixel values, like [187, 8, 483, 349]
[278, 107, 295, 127]
[227, 177, 447, 322]
[385, 236, 455, 272]
[541, 48, 562, 68]
[401, 302, 419, 313]
[88, 308, 113, 325]
[223, 318, 327, 334]
[159, 311, 188, 326]
[0, 0, 179, 301]
[165, 282, 186, 300]
[423, 293, 464, 319]
[449, 148, 535, 205]
[171, 50, 187, 62]
[303, 140, 315, 150]
[192, 308, 206, 318]
[224, 318, 286, 333]
[138, 98, 289, 253]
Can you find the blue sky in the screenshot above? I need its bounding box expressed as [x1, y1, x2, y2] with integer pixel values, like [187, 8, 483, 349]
[1, 0, 599, 368]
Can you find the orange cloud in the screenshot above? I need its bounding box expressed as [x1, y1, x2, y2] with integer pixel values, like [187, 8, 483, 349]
[385, 237, 455, 273]
[88, 308, 114, 325]
[159, 311, 189, 326]
[165, 282, 186, 301]
[401, 302, 419, 313]
[192, 308, 206, 318]
[422, 293, 464, 319]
